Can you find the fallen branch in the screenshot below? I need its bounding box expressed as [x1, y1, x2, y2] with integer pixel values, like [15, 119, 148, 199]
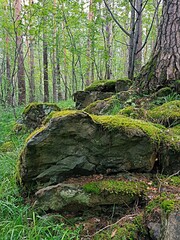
[90, 213, 138, 237]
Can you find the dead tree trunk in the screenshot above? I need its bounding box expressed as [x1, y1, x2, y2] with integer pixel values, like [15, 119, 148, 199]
[136, 0, 180, 93]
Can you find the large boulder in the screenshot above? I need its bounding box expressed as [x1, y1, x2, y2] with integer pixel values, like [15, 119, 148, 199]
[18, 111, 167, 193]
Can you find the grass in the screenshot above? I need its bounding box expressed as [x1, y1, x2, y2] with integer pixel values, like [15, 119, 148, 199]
[0, 101, 80, 240]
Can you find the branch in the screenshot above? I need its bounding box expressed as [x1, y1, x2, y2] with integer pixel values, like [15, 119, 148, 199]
[103, 0, 131, 37]
[90, 213, 138, 237]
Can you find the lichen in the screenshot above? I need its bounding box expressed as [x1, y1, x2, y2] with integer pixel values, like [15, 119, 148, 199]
[83, 180, 147, 196]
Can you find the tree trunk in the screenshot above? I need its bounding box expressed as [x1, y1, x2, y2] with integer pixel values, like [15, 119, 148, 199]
[5, 36, 12, 105]
[29, 38, 35, 102]
[15, 0, 26, 105]
[136, 0, 180, 93]
[86, 0, 94, 86]
[43, 33, 49, 102]
[105, 0, 113, 79]
[29, 0, 35, 103]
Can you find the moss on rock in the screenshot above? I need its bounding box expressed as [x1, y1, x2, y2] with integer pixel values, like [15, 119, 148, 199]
[83, 180, 147, 196]
[85, 79, 118, 92]
[92, 114, 165, 143]
[23, 102, 60, 115]
[148, 100, 180, 127]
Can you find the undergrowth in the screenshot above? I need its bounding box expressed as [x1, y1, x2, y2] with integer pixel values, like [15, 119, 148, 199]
[0, 101, 80, 240]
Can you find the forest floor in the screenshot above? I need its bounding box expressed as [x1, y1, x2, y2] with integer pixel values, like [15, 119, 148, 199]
[0, 100, 180, 240]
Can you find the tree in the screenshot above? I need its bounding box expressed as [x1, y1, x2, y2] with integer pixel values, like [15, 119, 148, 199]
[15, 0, 26, 105]
[136, 0, 180, 93]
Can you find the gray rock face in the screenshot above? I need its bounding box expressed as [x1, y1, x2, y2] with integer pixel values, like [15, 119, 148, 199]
[19, 112, 158, 193]
[161, 211, 180, 240]
[74, 91, 114, 109]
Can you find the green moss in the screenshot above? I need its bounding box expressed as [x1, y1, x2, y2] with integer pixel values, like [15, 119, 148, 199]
[83, 180, 146, 196]
[161, 200, 175, 214]
[92, 114, 165, 143]
[43, 110, 79, 124]
[23, 102, 60, 115]
[170, 176, 180, 187]
[148, 100, 180, 126]
[85, 79, 118, 91]
[146, 194, 180, 214]
[153, 87, 172, 98]
[25, 125, 46, 143]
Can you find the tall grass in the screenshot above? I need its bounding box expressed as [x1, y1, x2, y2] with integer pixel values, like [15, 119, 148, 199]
[0, 101, 80, 240]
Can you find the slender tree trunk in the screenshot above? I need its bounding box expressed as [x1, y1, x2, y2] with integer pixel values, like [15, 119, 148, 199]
[29, 37, 35, 102]
[105, 0, 113, 79]
[52, 0, 58, 102]
[28, 0, 35, 102]
[128, 0, 136, 80]
[43, 32, 49, 102]
[134, 0, 143, 73]
[5, 36, 12, 105]
[136, 0, 180, 93]
[15, 0, 26, 105]
[86, 0, 94, 86]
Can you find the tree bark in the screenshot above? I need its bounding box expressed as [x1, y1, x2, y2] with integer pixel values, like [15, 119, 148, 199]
[136, 0, 180, 93]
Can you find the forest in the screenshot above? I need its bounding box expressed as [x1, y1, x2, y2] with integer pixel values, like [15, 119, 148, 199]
[0, 0, 180, 239]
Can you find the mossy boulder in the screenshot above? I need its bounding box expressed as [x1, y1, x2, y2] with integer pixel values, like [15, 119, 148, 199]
[148, 100, 180, 127]
[22, 102, 60, 130]
[74, 79, 131, 110]
[85, 79, 117, 92]
[74, 90, 114, 110]
[84, 97, 121, 115]
[18, 111, 165, 193]
[34, 180, 147, 212]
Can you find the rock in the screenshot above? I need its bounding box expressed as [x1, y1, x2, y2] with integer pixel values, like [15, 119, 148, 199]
[84, 97, 120, 115]
[145, 196, 180, 240]
[74, 79, 131, 110]
[18, 111, 165, 193]
[161, 211, 180, 240]
[153, 87, 173, 98]
[22, 102, 60, 130]
[34, 180, 146, 212]
[115, 79, 132, 92]
[148, 100, 180, 127]
[74, 91, 114, 110]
